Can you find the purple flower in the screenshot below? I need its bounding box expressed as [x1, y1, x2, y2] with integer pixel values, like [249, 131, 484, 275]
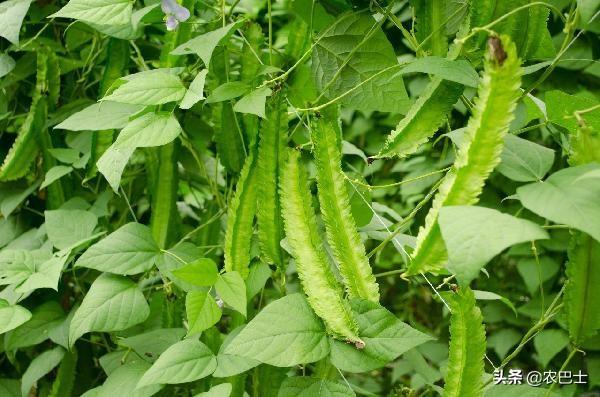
[161, 0, 190, 31]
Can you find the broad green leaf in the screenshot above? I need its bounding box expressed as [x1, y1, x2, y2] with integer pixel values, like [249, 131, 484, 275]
[438, 206, 549, 285]
[97, 145, 135, 193]
[15, 252, 70, 293]
[245, 261, 272, 300]
[223, 294, 330, 367]
[186, 291, 222, 335]
[545, 91, 600, 132]
[0, 379, 19, 397]
[566, 233, 600, 344]
[114, 113, 183, 149]
[534, 329, 569, 368]
[75, 223, 159, 275]
[233, 86, 272, 118]
[55, 102, 144, 131]
[0, 0, 32, 45]
[136, 338, 217, 387]
[395, 57, 479, 87]
[87, 4, 158, 40]
[171, 21, 245, 66]
[21, 346, 65, 397]
[517, 164, 600, 242]
[312, 12, 409, 113]
[330, 299, 433, 373]
[98, 360, 163, 397]
[0, 53, 16, 78]
[180, 69, 208, 109]
[48, 148, 80, 164]
[213, 326, 260, 378]
[51, 0, 132, 26]
[497, 134, 555, 182]
[473, 290, 517, 316]
[487, 328, 521, 359]
[45, 209, 98, 250]
[277, 377, 355, 397]
[0, 299, 31, 334]
[119, 328, 186, 362]
[0, 181, 41, 218]
[193, 383, 232, 397]
[4, 301, 64, 351]
[155, 243, 206, 292]
[215, 272, 247, 317]
[0, 249, 39, 286]
[516, 256, 559, 296]
[69, 274, 150, 346]
[443, 287, 486, 397]
[205, 82, 250, 104]
[171, 258, 218, 287]
[103, 72, 185, 105]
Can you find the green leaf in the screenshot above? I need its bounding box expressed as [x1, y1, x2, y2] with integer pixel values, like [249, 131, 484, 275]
[206, 82, 250, 104]
[0, 379, 19, 397]
[213, 326, 260, 378]
[545, 91, 600, 133]
[312, 12, 409, 113]
[171, 258, 218, 287]
[517, 164, 600, 241]
[48, 148, 80, 164]
[51, 0, 132, 26]
[223, 294, 330, 367]
[566, 232, 600, 344]
[277, 377, 355, 397]
[136, 338, 217, 387]
[171, 21, 245, 66]
[0, 53, 16, 78]
[55, 102, 144, 131]
[534, 329, 569, 368]
[114, 113, 183, 149]
[180, 69, 208, 110]
[0, 299, 31, 334]
[497, 134, 555, 182]
[516, 256, 559, 296]
[98, 360, 163, 397]
[0, 181, 41, 218]
[21, 346, 65, 397]
[0, 0, 32, 45]
[233, 87, 272, 118]
[120, 328, 186, 362]
[215, 272, 247, 317]
[45, 209, 98, 250]
[4, 301, 65, 351]
[443, 287, 486, 397]
[245, 261, 272, 300]
[16, 252, 70, 293]
[186, 291, 222, 335]
[69, 274, 150, 346]
[330, 299, 433, 373]
[97, 145, 135, 193]
[193, 383, 232, 397]
[103, 72, 185, 105]
[75, 223, 159, 275]
[438, 206, 549, 285]
[396, 57, 479, 87]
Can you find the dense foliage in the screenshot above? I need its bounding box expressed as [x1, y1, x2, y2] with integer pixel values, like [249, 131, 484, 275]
[0, 0, 599, 396]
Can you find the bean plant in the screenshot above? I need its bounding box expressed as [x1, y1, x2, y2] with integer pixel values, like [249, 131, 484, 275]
[0, 0, 599, 396]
